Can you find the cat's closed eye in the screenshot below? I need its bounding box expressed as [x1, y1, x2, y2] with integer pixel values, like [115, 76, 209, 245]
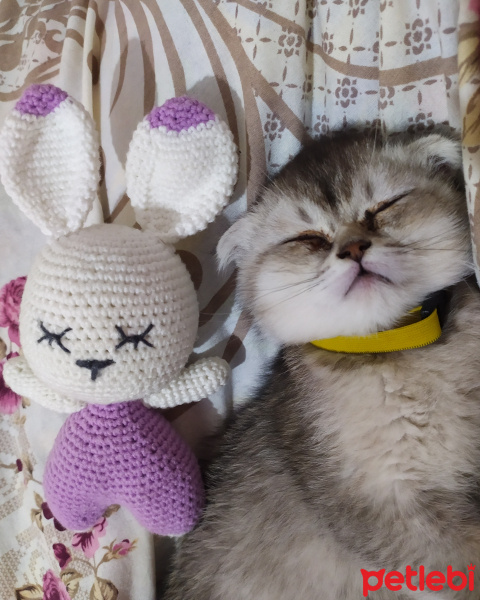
[364, 190, 413, 230]
[282, 231, 332, 252]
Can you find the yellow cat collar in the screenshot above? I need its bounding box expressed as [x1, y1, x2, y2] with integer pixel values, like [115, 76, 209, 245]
[310, 307, 442, 354]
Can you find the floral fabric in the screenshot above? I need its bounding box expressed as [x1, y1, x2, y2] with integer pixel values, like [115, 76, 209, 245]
[0, 1, 478, 598]
[0, 278, 24, 416]
[0, 277, 152, 599]
[0, 276, 26, 347]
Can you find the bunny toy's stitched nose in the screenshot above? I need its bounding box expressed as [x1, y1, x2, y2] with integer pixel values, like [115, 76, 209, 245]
[75, 359, 115, 381]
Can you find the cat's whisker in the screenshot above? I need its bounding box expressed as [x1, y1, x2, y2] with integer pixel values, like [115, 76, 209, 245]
[250, 274, 323, 300]
[257, 278, 333, 312]
[367, 126, 380, 171]
[400, 231, 469, 251]
[198, 309, 243, 317]
[399, 246, 466, 252]
[401, 239, 469, 252]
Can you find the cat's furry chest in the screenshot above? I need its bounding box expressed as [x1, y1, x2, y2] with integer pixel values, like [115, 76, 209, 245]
[287, 283, 480, 508]
[305, 360, 477, 504]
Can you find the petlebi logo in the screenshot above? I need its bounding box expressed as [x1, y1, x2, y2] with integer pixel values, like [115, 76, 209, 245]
[361, 564, 475, 597]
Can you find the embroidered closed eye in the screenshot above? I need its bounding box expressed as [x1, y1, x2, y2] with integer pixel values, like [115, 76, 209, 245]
[282, 231, 332, 251]
[115, 323, 155, 351]
[37, 322, 72, 353]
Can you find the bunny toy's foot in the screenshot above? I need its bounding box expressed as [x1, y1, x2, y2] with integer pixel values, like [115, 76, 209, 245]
[126, 96, 238, 242]
[0, 84, 99, 238]
[44, 400, 204, 534]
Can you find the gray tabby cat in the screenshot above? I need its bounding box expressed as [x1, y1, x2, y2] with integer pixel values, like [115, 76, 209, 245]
[163, 133, 480, 599]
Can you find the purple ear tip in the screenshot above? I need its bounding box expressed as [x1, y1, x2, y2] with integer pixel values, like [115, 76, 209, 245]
[147, 96, 216, 132]
[15, 84, 68, 117]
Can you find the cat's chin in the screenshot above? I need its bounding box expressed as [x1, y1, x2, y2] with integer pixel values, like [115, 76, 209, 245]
[254, 283, 418, 344]
[344, 269, 392, 296]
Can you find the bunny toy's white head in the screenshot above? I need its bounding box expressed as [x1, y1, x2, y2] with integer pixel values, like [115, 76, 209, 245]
[19, 223, 199, 406]
[0, 85, 237, 413]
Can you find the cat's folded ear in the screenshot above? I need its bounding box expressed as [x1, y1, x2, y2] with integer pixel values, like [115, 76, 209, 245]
[399, 133, 462, 175]
[217, 216, 254, 270]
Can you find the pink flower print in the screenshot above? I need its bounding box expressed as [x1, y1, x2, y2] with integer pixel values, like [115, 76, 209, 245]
[112, 539, 134, 557]
[42, 502, 66, 531]
[0, 352, 22, 414]
[42, 570, 71, 600]
[72, 517, 107, 558]
[42, 502, 54, 520]
[53, 543, 72, 569]
[470, 0, 480, 16]
[0, 276, 26, 347]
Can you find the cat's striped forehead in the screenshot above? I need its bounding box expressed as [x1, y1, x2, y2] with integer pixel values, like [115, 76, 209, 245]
[268, 133, 378, 214]
[259, 131, 458, 227]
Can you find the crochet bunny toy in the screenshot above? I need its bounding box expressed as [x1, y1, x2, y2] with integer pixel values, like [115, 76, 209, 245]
[0, 84, 237, 534]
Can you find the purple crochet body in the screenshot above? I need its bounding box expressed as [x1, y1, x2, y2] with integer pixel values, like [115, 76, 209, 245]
[15, 84, 68, 116]
[147, 96, 215, 131]
[44, 401, 205, 534]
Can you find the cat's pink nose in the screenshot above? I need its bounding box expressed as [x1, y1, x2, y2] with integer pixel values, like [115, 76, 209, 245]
[337, 239, 371, 262]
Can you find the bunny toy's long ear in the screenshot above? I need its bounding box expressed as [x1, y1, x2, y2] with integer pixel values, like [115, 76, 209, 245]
[126, 96, 238, 242]
[0, 84, 99, 238]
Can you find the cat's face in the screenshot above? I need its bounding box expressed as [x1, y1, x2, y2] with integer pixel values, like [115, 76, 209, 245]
[218, 133, 472, 343]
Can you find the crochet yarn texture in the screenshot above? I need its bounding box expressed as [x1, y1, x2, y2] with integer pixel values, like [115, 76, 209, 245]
[0, 84, 237, 536]
[15, 84, 68, 116]
[147, 96, 215, 131]
[126, 96, 238, 242]
[18, 223, 199, 406]
[44, 401, 204, 534]
[0, 84, 99, 238]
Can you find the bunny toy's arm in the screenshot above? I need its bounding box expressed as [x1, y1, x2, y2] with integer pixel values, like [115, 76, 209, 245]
[3, 356, 86, 413]
[144, 357, 229, 409]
